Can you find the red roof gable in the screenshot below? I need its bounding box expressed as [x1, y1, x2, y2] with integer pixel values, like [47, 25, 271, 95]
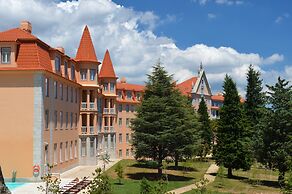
[176, 77, 197, 96]
[75, 26, 98, 62]
[117, 82, 144, 91]
[99, 50, 117, 78]
[0, 28, 37, 42]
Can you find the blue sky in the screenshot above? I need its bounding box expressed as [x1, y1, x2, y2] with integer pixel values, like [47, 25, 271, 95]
[114, 0, 292, 71]
[0, 0, 291, 94]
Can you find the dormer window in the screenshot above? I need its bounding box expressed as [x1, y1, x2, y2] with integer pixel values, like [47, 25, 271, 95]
[118, 91, 122, 99]
[136, 93, 141, 100]
[1, 47, 11, 64]
[126, 91, 132, 100]
[90, 69, 96, 81]
[55, 56, 61, 72]
[80, 69, 87, 80]
[110, 83, 115, 92]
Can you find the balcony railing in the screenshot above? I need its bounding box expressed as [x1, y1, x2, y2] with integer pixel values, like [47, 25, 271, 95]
[110, 126, 115, 133]
[103, 108, 116, 114]
[104, 126, 109, 132]
[81, 102, 87, 110]
[81, 126, 87, 134]
[90, 126, 94, 134]
[89, 102, 95, 110]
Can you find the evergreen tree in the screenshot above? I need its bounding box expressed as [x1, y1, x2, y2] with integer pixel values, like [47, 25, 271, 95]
[131, 62, 178, 176]
[245, 65, 265, 159]
[169, 92, 200, 167]
[262, 77, 292, 184]
[87, 168, 111, 194]
[214, 75, 253, 177]
[197, 96, 212, 159]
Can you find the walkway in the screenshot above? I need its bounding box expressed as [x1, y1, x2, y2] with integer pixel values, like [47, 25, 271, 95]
[11, 159, 120, 194]
[168, 163, 219, 194]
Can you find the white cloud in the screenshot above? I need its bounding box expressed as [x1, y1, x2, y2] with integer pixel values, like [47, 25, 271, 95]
[275, 13, 290, 24]
[207, 13, 216, 19]
[193, 0, 244, 6]
[0, 0, 285, 95]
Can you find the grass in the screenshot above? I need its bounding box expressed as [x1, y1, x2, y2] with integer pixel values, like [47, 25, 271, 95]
[206, 164, 281, 194]
[105, 159, 212, 194]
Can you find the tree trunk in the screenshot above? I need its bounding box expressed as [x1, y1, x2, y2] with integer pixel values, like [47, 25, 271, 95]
[157, 158, 163, 177]
[227, 167, 233, 178]
[174, 153, 179, 168]
[0, 166, 4, 185]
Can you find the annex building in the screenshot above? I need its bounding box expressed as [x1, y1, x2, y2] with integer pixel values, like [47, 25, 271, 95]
[0, 21, 222, 180]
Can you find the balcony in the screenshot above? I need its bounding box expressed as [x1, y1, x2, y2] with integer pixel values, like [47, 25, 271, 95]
[81, 102, 87, 110]
[110, 126, 115, 133]
[81, 126, 87, 134]
[104, 126, 109, 132]
[103, 108, 116, 114]
[90, 126, 94, 134]
[89, 102, 95, 110]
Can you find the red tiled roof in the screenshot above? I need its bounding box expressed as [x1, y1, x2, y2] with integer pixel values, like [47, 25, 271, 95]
[211, 95, 224, 102]
[117, 82, 144, 91]
[99, 50, 117, 78]
[0, 28, 37, 42]
[176, 77, 197, 96]
[75, 26, 98, 62]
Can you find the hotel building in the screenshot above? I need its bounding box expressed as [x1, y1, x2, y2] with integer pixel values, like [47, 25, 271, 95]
[0, 21, 221, 180]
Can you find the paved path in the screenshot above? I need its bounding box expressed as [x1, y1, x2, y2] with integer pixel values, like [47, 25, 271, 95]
[11, 159, 120, 194]
[168, 163, 219, 194]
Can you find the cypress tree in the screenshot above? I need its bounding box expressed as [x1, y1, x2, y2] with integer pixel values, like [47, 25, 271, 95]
[262, 77, 292, 184]
[214, 75, 253, 177]
[197, 96, 212, 159]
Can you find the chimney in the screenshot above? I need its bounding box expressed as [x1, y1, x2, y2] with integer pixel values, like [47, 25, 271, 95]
[56, 47, 65, 54]
[20, 21, 32, 33]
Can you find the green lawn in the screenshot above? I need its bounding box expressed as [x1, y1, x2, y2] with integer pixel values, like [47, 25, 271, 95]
[206, 165, 281, 194]
[105, 159, 212, 194]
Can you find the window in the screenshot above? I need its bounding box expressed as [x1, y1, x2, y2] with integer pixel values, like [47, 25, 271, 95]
[70, 141, 73, 159]
[60, 84, 63, 100]
[71, 64, 75, 80]
[90, 69, 96, 80]
[126, 118, 130, 128]
[126, 91, 132, 99]
[111, 135, 114, 148]
[74, 140, 78, 158]
[104, 136, 108, 148]
[70, 112, 73, 128]
[65, 142, 68, 161]
[75, 113, 78, 128]
[126, 104, 129, 112]
[66, 112, 68, 129]
[119, 149, 122, 157]
[45, 110, 49, 129]
[71, 87, 73, 102]
[66, 85, 69, 101]
[130, 105, 134, 112]
[119, 118, 122, 127]
[126, 133, 129, 143]
[90, 138, 95, 157]
[126, 149, 129, 157]
[54, 81, 58, 99]
[98, 98, 102, 112]
[110, 83, 115, 92]
[54, 110, 57, 129]
[118, 91, 122, 99]
[54, 144, 58, 165]
[136, 93, 141, 100]
[81, 139, 86, 157]
[80, 69, 87, 80]
[60, 143, 63, 163]
[55, 56, 61, 72]
[1, 47, 11, 64]
[119, 133, 122, 143]
[103, 83, 108, 91]
[119, 104, 122, 112]
[64, 61, 68, 77]
[45, 78, 49, 97]
[60, 111, 63, 129]
[75, 88, 78, 103]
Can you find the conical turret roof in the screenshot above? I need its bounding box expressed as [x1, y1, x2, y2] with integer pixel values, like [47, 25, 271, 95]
[99, 49, 117, 78]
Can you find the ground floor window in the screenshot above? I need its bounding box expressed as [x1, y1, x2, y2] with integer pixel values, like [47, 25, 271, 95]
[126, 149, 129, 157]
[119, 149, 122, 157]
[90, 138, 95, 157]
[81, 138, 86, 157]
[54, 144, 58, 165]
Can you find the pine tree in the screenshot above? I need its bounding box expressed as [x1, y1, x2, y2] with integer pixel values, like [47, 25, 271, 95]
[214, 75, 253, 178]
[197, 96, 212, 159]
[262, 77, 292, 185]
[131, 62, 178, 176]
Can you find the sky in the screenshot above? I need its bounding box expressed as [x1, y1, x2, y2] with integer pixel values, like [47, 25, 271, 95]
[0, 0, 291, 95]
